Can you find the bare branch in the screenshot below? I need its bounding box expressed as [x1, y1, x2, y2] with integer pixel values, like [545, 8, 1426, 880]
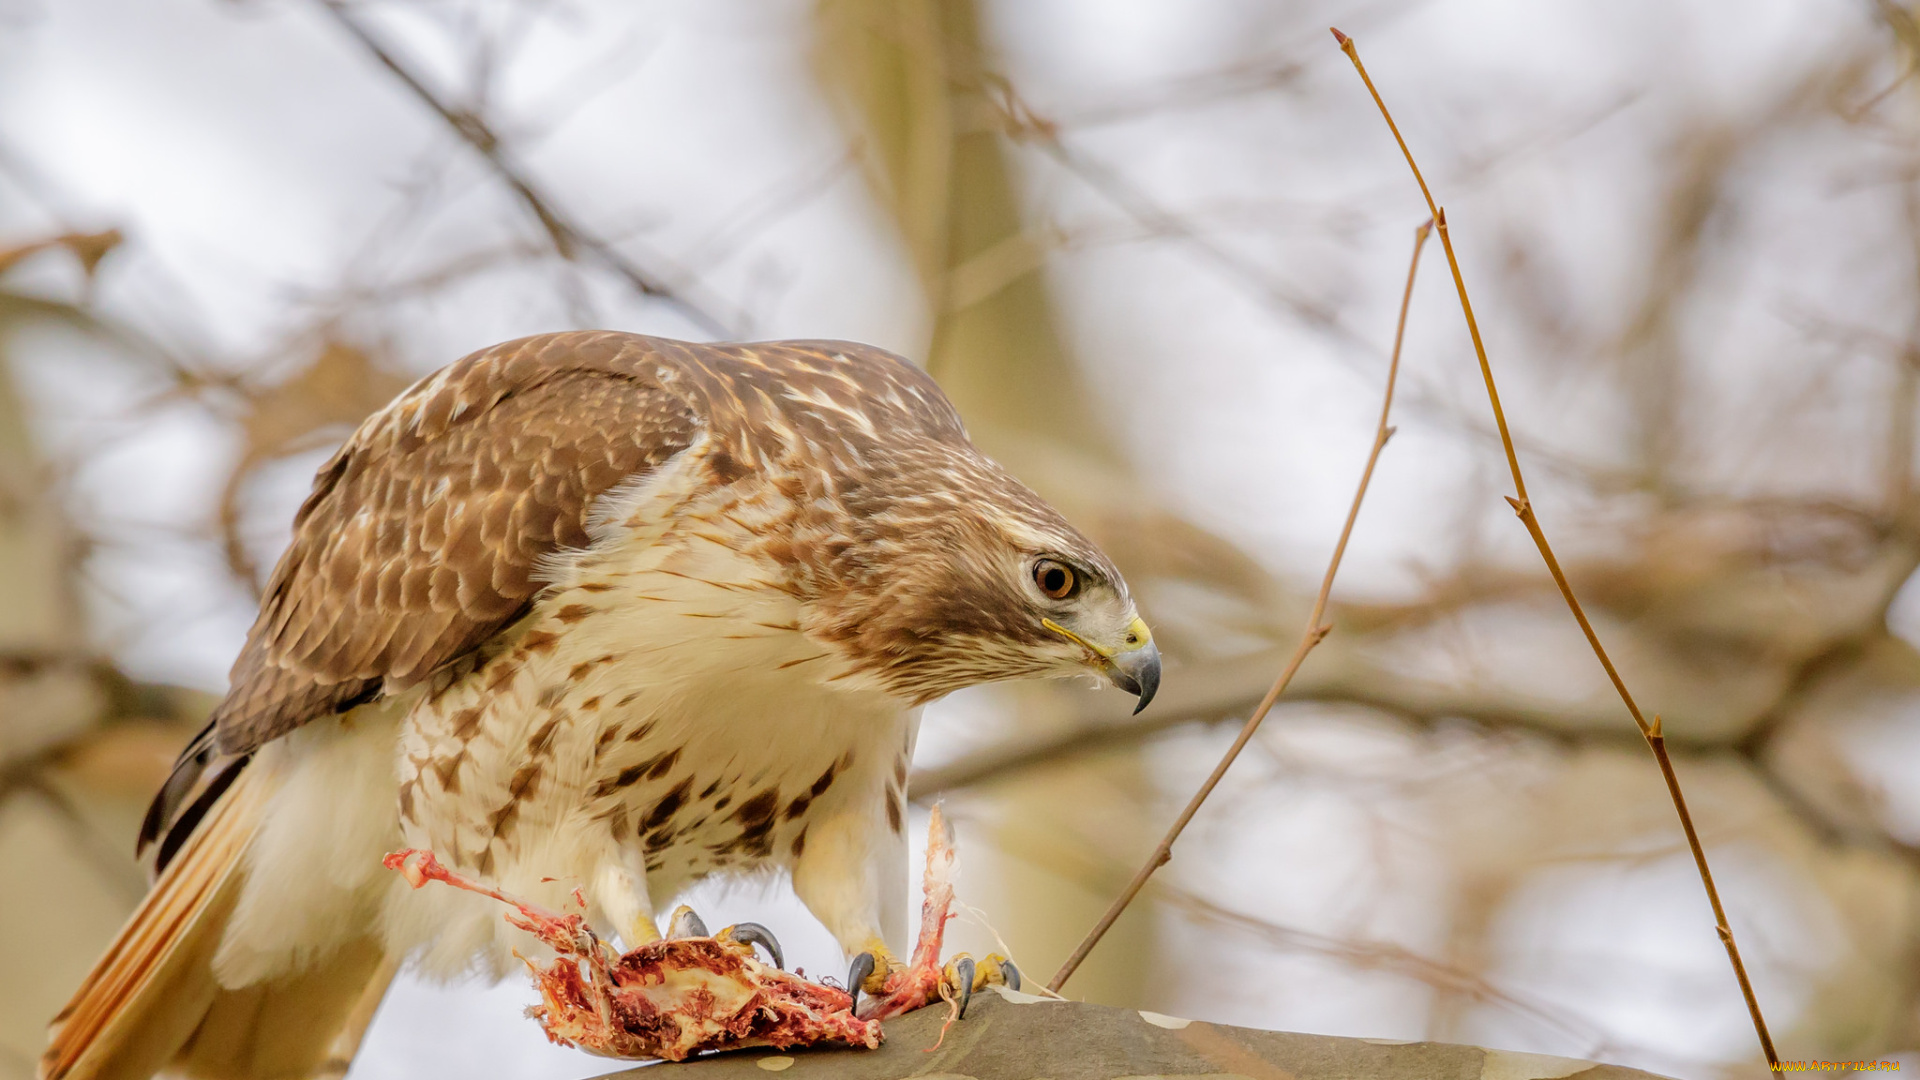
[311, 0, 737, 338]
[1331, 27, 1778, 1067]
[1048, 218, 1431, 992]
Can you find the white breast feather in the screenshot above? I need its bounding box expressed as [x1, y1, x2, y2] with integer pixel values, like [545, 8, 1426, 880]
[216, 445, 917, 986]
[396, 447, 910, 977]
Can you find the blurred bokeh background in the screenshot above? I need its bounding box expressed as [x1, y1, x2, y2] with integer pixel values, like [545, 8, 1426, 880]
[1, 0, 1916, 1077]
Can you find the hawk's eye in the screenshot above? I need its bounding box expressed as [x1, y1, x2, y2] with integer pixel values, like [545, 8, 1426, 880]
[1032, 558, 1077, 600]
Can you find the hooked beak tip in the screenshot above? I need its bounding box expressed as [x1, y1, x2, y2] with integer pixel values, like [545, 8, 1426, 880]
[1107, 639, 1161, 714]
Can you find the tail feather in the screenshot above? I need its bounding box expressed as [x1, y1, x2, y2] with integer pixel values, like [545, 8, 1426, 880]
[42, 764, 396, 1080]
[44, 767, 268, 1080]
[175, 940, 395, 1080]
[136, 721, 218, 868]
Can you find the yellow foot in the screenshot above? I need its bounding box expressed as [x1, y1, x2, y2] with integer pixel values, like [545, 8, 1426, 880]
[852, 947, 1023, 1021]
[939, 951, 1023, 1016]
[845, 942, 896, 1008]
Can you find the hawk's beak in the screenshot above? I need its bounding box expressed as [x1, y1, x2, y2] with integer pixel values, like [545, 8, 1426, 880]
[1105, 635, 1161, 714]
[1047, 615, 1161, 714]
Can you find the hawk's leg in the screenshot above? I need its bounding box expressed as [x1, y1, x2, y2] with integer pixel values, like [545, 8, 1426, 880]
[791, 806, 903, 1002]
[796, 803, 1006, 1021]
[593, 851, 661, 950]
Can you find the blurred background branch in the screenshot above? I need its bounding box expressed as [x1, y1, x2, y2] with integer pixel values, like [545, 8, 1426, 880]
[311, 0, 741, 339]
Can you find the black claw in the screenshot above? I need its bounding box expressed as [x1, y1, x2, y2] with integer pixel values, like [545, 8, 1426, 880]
[668, 908, 709, 939]
[1001, 959, 1022, 992]
[953, 957, 976, 1019]
[721, 922, 784, 969]
[847, 952, 876, 1014]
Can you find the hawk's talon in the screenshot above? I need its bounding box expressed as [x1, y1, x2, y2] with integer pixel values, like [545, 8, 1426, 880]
[972, 952, 1021, 993]
[666, 905, 708, 939]
[846, 952, 875, 1014]
[718, 922, 784, 969]
[949, 956, 976, 1019]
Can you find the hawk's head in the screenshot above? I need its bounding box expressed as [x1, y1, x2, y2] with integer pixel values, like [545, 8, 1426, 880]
[801, 447, 1160, 712]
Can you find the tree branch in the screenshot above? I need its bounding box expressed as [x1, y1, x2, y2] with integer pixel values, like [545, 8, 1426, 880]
[1048, 218, 1430, 992]
[1332, 27, 1778, 1066]
[312, 0, 736, 338]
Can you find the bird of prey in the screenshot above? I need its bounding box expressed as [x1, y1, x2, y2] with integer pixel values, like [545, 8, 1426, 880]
[44, 332, 1159, 1080]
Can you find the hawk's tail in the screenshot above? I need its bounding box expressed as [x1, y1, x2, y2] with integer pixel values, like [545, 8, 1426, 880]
[41, 764, 395, 1080]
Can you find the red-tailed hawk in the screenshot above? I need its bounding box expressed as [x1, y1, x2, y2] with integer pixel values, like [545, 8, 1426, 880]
[45, 332, 1158, 1079]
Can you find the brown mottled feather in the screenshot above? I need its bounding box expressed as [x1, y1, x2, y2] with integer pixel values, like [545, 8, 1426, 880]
[143, 329, 1103, 855]
[214, 340, 689, 755]
[207, 331, 974, 758]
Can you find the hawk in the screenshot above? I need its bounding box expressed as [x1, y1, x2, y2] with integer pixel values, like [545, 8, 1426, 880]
[45, 332, 1159, 1079]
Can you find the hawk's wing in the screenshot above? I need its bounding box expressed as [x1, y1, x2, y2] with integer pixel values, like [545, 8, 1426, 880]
[143, 333, 700, 864]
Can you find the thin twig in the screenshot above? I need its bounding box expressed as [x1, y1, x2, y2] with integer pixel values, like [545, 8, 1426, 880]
[1329, 27, 1778, 1068]
[311, 0, 735, 338]
[980, 77, 1357, 346]
[1048, 219, 1430, 992]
